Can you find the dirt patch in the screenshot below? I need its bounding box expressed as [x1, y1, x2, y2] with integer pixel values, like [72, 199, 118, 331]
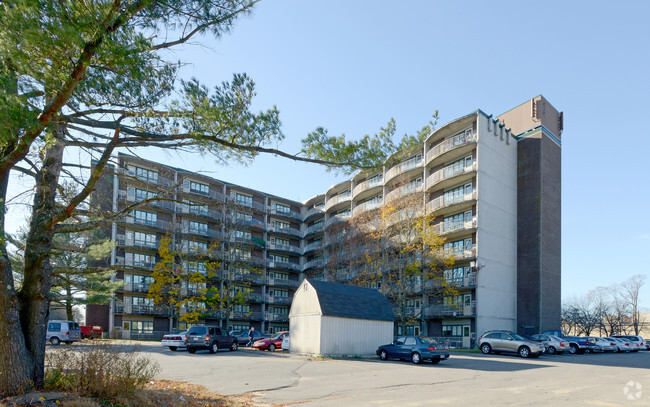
[1, 379, 271, 407]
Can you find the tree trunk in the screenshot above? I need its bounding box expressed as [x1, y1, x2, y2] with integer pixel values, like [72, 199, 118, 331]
[17, 138, 65, 389]
[0, 170, 36, 397]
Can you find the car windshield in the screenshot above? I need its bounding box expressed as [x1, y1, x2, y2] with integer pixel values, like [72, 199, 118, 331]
[548, 335, 561, 341]
[271, 332, 285, 340]
[418, 336, 441, 345]
[510, 333, 527, 340]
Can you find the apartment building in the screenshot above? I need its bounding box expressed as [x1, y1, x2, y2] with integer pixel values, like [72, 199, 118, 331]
[87, 95, 561, 345]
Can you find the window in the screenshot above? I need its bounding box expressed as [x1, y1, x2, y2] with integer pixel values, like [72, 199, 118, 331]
[236, 212, 252, 222]
[189, 221, 208, 235]
[443, 183, 473, 205]
[233, 303, 250, 313]
[183, 261, 207, 274]
[133, 210, 157, 226]
[134, 188, 155, 201]
[182, 240, 208, 254]
[189, 201, 209, 216]
[270, 272, 289, 280]
[336, 208, 351, 218]
[230, 247, 251, 260]
[126, 252, 155, 267]
[234, 230, 251, 240]
[442, 325, 463, 336]
[273, 202, 291, 214]
[133, 166, 158, 183]
[404, 335, 417, 344]
[367, 174, 383, 185]
[271, 237, 289, 247]
[444, 266, 470, 283]
[269, 254, 289, 263]
[270, 219, 290, 230]
[270, 289, 288, 298]
[48, 322, 61, 331]
[130, 320, 153, 333]
[188, 180, 209, 195]
[133, 231, 156, 247]
[269, 307, 288, 315]
[235, 193, 253, 207]
[337, 189, 351, 199]
[409, 177, 423, 190]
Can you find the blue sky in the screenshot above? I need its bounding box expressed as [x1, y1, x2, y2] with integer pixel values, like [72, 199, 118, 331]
[7, 1, 650, 305]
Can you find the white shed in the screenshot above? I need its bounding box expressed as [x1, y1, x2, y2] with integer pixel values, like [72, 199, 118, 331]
[289, 279, 394, 356]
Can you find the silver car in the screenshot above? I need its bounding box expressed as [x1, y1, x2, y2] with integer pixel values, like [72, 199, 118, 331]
[594, 337, 616, 352]
[606, 337, 633, 353]
[478, 330, 545, 358]
[528, 334, 571, 355]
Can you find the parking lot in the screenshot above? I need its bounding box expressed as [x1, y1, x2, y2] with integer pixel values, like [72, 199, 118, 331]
[128, 342, 650, 406]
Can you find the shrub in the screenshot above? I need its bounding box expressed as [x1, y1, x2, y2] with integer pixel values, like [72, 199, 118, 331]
[44, 342, 160, 400]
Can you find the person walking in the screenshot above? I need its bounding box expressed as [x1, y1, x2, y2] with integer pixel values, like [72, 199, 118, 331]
[247, 326, 255, 347]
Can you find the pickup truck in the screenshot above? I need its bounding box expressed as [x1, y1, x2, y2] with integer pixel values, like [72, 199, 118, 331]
[541, 330, 600, 354]
[80, 325, 103, 340]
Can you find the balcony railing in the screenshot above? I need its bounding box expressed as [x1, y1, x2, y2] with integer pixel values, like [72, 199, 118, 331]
[178, 185, 224, 201]
[325, 193, 351, 211]
[426, 190, 477, 213]
[392, 306, 422, 318]
[303, 259, 324, 270]
[115, 304, 168, 316]
[265, 313, 289, 322]
[267, 225, 302, 237]
[120, 282, 151, 293]
[304, 206, 325, 219]
[116, 234, 160, 250]
[176, 225, 221, 239]
[352, 177, 383, 197]
[125, 217, 172, 231]
[231, 272, 265, 284]
[352, 200, 382, 217]
[119, 168, 174, 188]
[226, 194, 267, 211]
[265, 295, 292, 305]
[325, 214, 349, 228]
[384, 156, 424, 182]
[304, 223, 324, 236]
[266, 241, 302, 255]
[302, 241, 323, 254]
[266, 278, 300, 288]
[425, 162, 477, 190]
[267, 260, 301, 271]
[433, 218, 477, 235]
[426, 130, 476, 164]
[229, 311, 264, 320]
[422, 302, 476, 318]
[267, 207, 302, 220]
[445, 245, 477, 260]
[426, 274, 477, 290]
[176, 204, 222, 221]
[385, 184, 423, 202]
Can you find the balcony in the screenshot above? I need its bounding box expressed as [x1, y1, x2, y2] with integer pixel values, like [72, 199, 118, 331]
[425, 130, 476, 165]
[433, 218, 477, 236]
[265, 295, 292, 305]
[267, 259, 301, 271]
[226, 194, 266, 211]
[178, 185, 224, 201]
[226, 253, 265, 267]
[426, 274, 476, 290]
[117, 191, 176, 211]
[119, 168, 174, 188]
[247, 293, 265, 303]
[118, 281, 151, 293]
[266, 278, 301, 288]
[176, 224, 221, 239]
[115, 304, 168, 316]
[304, 223, 324, 237]
[303, 259, 324, 271]
[231, 272, 265, 285]
[266, 241, 302, 255]
[176, 204, 222, 222]
[384, 156, 423, 183]
[352, 200, 382, 217]
[385, 184, 423, 203]
[131, 217, 172, 231]
[425, 162, 477, 191]
[392, 306, 422, 318]
[116, 234, 160, 251]
[446, 245, 477, 261]
[302, 241, 323, 254]
[304, 206, 325, 221]
[230, 311, 264, 321]
[426, 190, 477, 214]
[352, 177, 383, 199]
[267, 224, 302, 237]
[265, 313, 289, 322]
[268, 207, 302, 221]
[324, 193, 351, 212]
[422, 302, 476, 318]
[325, 214, 349, 228]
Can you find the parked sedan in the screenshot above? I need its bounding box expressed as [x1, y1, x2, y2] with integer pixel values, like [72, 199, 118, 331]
[606, 337, 634, 353]
[253, 331, 289, 351]
[593, 337, 617, 352]
[376, 336, 450, 364]
[528, 334, 571, 355]
[161, 331, 188, 351]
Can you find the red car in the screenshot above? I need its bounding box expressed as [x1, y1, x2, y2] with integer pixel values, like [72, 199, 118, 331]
[253, 331, 289, 351]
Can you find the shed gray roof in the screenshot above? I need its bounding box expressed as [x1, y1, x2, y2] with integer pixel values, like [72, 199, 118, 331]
[307, 279, 394, 322]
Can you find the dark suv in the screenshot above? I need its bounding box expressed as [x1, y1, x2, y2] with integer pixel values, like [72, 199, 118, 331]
[186, 325, 238, 354]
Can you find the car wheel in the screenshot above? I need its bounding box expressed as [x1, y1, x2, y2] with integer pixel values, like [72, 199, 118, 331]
[518, 346, 531, 358]
[50, 337, 60, 346]
[230, 342, 238, 351]
[209, 342, 219, 354]
[480, 343, 491, 354]
[548, 346, 556, 355]
[613, 346, 619, 353]
[188, 348, 196, 354]
[584, 348, 591, 353]
[569, 344, 578, 354]
[379, 350, 388, 361]
[431, 359, 441, 364]
[269, 344, 276, 352]
[411, 352, 421, 364]
[169, 346, 177, 351]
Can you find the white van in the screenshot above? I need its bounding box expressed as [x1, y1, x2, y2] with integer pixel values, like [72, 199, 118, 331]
[46, 320, 81, 345]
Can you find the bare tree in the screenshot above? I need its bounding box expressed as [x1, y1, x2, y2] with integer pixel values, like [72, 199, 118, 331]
[619, 274, 647, 335]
